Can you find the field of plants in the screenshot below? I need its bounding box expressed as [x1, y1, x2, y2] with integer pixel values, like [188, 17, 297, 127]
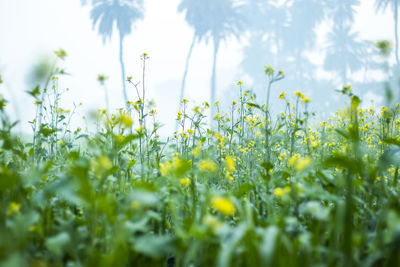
[1, 48, 400, 267]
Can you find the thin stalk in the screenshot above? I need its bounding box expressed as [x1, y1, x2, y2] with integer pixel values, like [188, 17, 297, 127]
[119, 32, 128, 104]
[210, 40, 220, 124]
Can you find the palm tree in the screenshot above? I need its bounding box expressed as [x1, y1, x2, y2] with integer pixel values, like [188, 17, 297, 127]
[88, 0, 144, 104]
[323, 0, 365, 82]
[241, 1, 322, 102]
[176, 0, 205, 123]
[178, 0, 244, 120]
[241, 0, 272, 31]
[324, 24, 368, 84]
[375, 0, 400, 65]
[324, 0, 360, 24]
[283, 0, 325, 55]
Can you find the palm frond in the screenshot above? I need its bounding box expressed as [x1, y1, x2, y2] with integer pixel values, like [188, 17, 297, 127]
[89, 0, 144, 42]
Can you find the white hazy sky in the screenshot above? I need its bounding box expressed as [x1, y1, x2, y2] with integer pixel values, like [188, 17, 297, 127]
[0, 0, 395, 135]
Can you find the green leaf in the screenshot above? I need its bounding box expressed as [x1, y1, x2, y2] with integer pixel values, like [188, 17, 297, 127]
[133, 235, 173, 258]
[260, 226, 279, 266]
[351, 95, 360, 109]
[39, 125, 56, 137]
[245, 102, 262, 110]
[129, 190, 159, 207]
[175, 159, 191, 177]
[235, 182, 254, 198]
[45, 232, 70, 256]
[26, 85, 41, 99]
[218, 224, 247, 267]
[335, 129, 350, 139]
[383, 138, 400, 147]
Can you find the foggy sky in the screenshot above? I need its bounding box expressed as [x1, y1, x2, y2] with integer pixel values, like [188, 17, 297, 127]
[0, 0, 395, 135]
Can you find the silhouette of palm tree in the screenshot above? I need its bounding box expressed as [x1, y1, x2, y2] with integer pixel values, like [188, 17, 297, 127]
[283, 0, 325, 55]
[324, 24, 368, 84]
[279, 0, 327, 84]
[239, 0, 375, 113]
[242, 0, 275, 33]
[241, 1, 322, 101]
[178, 0, 244, 119]
[88, 0, 144, 104]
[324, 0, 360, 24]
[375, 0, 400, 65]
[323, 0, 366, 84]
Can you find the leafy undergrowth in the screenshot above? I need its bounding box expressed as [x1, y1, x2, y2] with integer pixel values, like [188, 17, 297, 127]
[1, 57, 400, 267]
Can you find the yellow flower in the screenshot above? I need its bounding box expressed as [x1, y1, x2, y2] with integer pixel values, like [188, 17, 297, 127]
[273, 188, 284, 197]
[311, 141, 319, 148]
[141, 52, 150, 59]
[92, 156, 113, 175]
[225, 171, 234, 183]
[283, 186, 291, 194]
[120, 113, 133, 127]
[160, 161, 173, 176]
[225, 156, 235, 173]
[294, 91, 305, 99]
[159, 157, 190, 177]
[131, 200, 141, 210]
[54, 48, 67, 60]
[294, 157, 311, 171]
[115, 134, 124, 144]
[264, 65, 274, 76]
[203, 214, 222, 230]
[179, 177, 191, 187]
[211, 196, 236, 216]
[192, 143, 202, 157]
[279, 92, 286, 99]
[136, 126, 145, 134]
[199, 159, 217, 173]
[288, 154, 301, 166]
[192, 106, 201, 114]
[7, 202, 21, 216]
[100, 156, 112, 170]
[176, 110, 183, 121]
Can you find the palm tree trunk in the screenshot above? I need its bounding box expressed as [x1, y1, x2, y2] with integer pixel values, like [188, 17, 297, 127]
[176, 34, 196, 131]
[210, 40, 220, 123]
[394, 0, 399, 65]
[119, 32, 128, 104]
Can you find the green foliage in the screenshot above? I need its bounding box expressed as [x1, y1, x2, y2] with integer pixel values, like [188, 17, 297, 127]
[376, 40, 392, 57]
[1, 63, 400, 267]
